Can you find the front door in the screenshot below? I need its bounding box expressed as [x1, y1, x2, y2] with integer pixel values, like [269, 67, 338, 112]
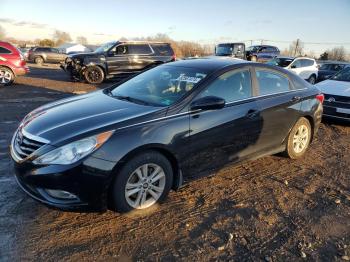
[106, 44, 131, 75]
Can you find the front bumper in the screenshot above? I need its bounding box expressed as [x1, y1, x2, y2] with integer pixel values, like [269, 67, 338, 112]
[323, 102, 350, 123]
[11, 151, 116, 212]
[60, 60, 84, 81]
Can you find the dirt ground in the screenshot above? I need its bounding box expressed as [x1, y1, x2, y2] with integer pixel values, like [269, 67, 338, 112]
[0, 64, 349, 262]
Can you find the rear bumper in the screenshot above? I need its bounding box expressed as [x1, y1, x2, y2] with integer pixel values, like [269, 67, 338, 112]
[14, 65, 30, 76]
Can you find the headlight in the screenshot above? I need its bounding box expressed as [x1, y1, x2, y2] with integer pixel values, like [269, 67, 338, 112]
[33, 131, 114, 165]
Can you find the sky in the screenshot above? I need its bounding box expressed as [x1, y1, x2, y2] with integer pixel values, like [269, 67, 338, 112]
[1, 0, 350, 54]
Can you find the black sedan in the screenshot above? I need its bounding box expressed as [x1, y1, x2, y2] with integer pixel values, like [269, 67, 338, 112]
[317, 62, 349, 82]
[10, 58, 324, 212]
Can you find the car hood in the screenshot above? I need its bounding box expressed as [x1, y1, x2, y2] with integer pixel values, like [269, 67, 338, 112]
[315, 79, 350, 96]
[20, 90, 160, 145]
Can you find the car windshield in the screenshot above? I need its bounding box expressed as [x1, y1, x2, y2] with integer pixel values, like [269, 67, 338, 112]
[110, 65, 207, 107]
[331, 67, 350, 82]
[267, 57, 293, 67]
[94, 41, 117, 53]
[216, 44, 233, 56]
[246, 46, 258, 52]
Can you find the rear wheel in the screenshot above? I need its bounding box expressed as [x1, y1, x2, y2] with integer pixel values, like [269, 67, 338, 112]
[0, 67, 14, 86]
[34, 56, 44, 65]
[284, 117, 312, 159]
[111, 151, 173, 212]
[308, 74, 316, 85]
[84, 66, 104, 84]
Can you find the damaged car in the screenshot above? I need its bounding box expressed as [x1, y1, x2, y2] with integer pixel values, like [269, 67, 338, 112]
[61, 41, 176, 84]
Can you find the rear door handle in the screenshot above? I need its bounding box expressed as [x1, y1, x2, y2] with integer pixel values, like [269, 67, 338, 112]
[291, 96, 301, 102]
[246, 109, 259, 119]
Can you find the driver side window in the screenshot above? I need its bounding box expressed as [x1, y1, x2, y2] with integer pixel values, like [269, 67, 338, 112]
[112, 45, 129, 55]
[197, 69, 252, 103]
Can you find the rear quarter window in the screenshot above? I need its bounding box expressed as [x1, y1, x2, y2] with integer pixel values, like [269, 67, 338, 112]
[151, 44, 174, 56]
[129, 44, 152, 55]
[256, 69, 291, 95]
[0, 47, 12, 54]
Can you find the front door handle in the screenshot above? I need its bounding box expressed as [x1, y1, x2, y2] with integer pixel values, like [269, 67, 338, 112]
[246, 109, 259, 119]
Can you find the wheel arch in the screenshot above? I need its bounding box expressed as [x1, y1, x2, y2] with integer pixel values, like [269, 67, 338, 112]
[0, 65, 15, 76]
[110, 144, 182, 191]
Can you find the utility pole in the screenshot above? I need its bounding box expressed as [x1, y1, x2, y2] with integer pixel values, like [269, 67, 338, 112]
[294, 39, 300, 56]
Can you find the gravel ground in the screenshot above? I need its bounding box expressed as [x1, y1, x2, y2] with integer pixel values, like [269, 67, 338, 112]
[0, 64, 349, 261]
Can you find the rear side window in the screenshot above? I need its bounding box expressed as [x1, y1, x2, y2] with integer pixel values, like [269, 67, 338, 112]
[129, 44, 152, 55]
[151, 44, 174, 56]
[198, 69, 252, 103]
[256, 69, 290, 95]
[35, 47, 50, 52]
[0, 47, 12, 54]
[301, 59, 314, 67]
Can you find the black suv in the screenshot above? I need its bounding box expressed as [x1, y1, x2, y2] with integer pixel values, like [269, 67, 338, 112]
[246, 45, 280, 62]
[28, 47, 67, 64]
[61, 41, 176, 84]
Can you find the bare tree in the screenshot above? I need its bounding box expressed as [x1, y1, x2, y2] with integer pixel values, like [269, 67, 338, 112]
[327, 46, 347, 61]
[76, 36, 88, 45]
[53, 30, 72, 46]
[39, 39, 55, 47]
[0, 25, 5, 39]
[288, 39, 304, 56]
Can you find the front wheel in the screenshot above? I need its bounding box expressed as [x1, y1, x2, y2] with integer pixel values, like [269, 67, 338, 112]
[250, 56, 257, 62]
[34, 56, 44, 65]
[0, 67, 14, 86]
[284, 117, 312, 159]
[111, 151, 173, 212]
[84, 66, 105, 84]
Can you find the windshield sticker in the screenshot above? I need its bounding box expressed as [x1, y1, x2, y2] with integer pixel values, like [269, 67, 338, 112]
[176, 74, 204, 83]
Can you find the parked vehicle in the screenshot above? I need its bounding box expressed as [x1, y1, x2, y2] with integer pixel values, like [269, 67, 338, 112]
[317, 62, 349, 82]
[246, 45, 280, 62]
[316, 66, 350, 122]
[27, 47, 67, 64]
[61, 41, 176, 84]
[215, 43, 246, 59]
[267, 56, 318, 84]
[11, 58, 323, 212]
[0, 41, 29, 86]
[19, 47, 30, 60]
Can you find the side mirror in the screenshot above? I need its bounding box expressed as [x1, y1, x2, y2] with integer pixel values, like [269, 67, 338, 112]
[291, 64, 297, 69]
[190, 96, 225, 111]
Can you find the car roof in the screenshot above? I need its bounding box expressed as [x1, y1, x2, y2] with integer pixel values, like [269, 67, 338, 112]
[166, 58, 249, 72]
[118, 41, 170, 45]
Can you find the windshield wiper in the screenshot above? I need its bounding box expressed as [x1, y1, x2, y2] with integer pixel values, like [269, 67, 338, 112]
[114, 95, 154, 106]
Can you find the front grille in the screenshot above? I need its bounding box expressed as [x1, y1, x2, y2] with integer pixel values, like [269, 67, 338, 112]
[13, 130, 46, 159]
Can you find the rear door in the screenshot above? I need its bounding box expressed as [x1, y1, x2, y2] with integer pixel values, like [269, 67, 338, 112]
[187, 67, 263, 175]
[253, 67, 303, 151]
[128, 43, 154, 71]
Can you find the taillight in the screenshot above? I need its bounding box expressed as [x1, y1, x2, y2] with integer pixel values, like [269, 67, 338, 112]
[316, 94, 324, 104]
[172, 54, 176, 61]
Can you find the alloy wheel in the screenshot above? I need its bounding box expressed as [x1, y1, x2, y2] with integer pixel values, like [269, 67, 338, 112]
[124, 163, 166, 209]
[292, 124, 309, 153]
[0, 69, 12, 85]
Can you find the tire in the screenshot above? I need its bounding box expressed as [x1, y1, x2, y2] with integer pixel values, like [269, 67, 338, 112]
[34, 56, 44, 65]
[250, 56, 257, 62]
[0, 67, 15, 86]
[307, 75, 316, 85]
[284, 117, 312, 159]
[84, 66, 104, 84]
[111, 151, 173, 212]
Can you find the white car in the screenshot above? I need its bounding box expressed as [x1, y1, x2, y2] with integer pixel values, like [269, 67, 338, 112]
[267, 56, 318, 84]
[315, 66, 350, 121]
